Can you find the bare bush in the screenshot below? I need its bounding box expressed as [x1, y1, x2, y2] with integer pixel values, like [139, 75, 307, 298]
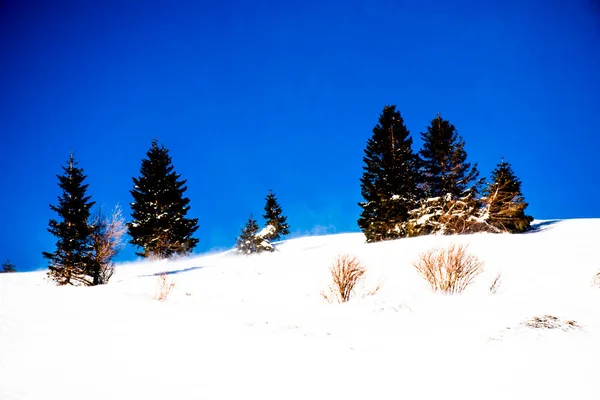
[90, 205, 127, 285]
[413, 244, 483, 294]
[321, 254, 366, 303]
[489, 272, 502, 294]
[407, 193, 504, 237]
[156, 272, 176, 301]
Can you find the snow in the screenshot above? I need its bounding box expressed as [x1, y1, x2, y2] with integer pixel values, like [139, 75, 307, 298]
[256, 224, 276, 239]
[2, 219, 600, 399]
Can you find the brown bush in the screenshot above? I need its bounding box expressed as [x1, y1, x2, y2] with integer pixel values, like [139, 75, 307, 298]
[321, 254, 366, 303]
[156, 272, 176, 301]
[413, 244, 483, 294]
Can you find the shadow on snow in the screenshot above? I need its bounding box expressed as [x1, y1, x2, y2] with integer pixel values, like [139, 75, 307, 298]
[526, 219, 561, 234]
[138, 266, 205, 278]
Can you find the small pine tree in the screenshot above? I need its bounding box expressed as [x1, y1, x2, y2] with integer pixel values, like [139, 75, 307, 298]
[419, 114, 480, 198]
[128, 140, 199, 258]
[236, 214, 261, 254]
[1, 260, 16, 273]
[42, 155, 96, 286]
[358, 105, 420, 242]
[262, 190, 290, 241]
[483, 159, 533, 233]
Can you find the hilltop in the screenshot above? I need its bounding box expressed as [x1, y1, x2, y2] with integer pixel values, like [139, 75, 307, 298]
[1, 219, 599, 399]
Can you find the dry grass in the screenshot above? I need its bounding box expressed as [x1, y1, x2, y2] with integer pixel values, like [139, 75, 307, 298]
[489, 272, 502, 294]
[321, 254, 367, 303]
[156, 272, 176, 301]
[413, 244, 483, 294]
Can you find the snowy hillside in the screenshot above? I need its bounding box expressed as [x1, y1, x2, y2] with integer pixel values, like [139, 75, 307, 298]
[1, 219, 600, 400]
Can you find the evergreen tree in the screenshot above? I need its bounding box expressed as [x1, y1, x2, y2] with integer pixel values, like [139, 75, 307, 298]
[1, 260, 16, 273]
[483, 159, 533, 233]
[42, 155, 95, 285]
[419, 114, 480, 198]
[262, 190, 290, 241]
[128, 140, 199, 258]
[358, 105, 420, 242]
[236, 214, 261, 254]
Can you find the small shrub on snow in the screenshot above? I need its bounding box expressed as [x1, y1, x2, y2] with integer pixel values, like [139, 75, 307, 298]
[413, 244, 483, 294]
[592, 271, 600, 288]
[489, 272, 502, 295]
[322, 254, 368, 303]
[522, 315, 582, 331]
[156, 272, 175, 301]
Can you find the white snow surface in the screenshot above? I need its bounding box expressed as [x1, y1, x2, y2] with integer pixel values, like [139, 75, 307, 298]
[2, 219, 600, 399]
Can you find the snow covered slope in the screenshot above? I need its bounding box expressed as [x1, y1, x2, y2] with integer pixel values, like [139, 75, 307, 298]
[1, 219, 599, 400]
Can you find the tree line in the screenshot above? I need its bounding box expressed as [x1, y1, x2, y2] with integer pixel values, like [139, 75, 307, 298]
[358, 105, 532, 242]
[40, 140, 290, 285]
[36, 105, 532, 285]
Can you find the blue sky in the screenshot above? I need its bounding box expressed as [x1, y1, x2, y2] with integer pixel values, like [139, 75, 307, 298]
[1, 0, 599, 271]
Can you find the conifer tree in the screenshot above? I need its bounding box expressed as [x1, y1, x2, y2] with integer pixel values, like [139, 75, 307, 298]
[483, 159, 533, 233]
[262, 190, 290, 241]
[128, 140, 199, 258]
[1, 260, 16, 273]
[42, 155, 96, 285]
[419, 114, 480, 198]
[236, 214, 261, 254]
[358, 105, 420, 242]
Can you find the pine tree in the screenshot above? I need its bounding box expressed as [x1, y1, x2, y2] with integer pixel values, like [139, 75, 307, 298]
[262, 190, 290, 241]
[358, 105, 420, 242]
[128, 140, 199, 258]
[483, 159, 533, 233]
[236, 214, 261, 254]
[419, 114, 480, 198]
[42, 155, 96, 285]
[1, 260, 16, 273]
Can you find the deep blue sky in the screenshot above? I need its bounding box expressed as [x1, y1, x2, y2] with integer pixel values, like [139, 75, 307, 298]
[1, 0, 599, 271]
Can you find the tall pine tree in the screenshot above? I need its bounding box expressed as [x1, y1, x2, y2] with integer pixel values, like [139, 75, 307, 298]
[358, 105, 420, 242]
[419, 114, 480, 198]
[43, 155, 96, 285]
[262, 190, 290, 241]
[128, 140, 199, 258]
[483, 159, 533, 233]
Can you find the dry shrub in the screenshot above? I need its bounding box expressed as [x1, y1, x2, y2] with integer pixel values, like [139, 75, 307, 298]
[489, 272, 502, 294]
[522, 315, 582, 331]
[156, 272, 175, 301]
[90, 205, 127, 285]
[592, 271, 600, 288]
[413, 244, 483, 294]
[321, 254, 366, 303]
